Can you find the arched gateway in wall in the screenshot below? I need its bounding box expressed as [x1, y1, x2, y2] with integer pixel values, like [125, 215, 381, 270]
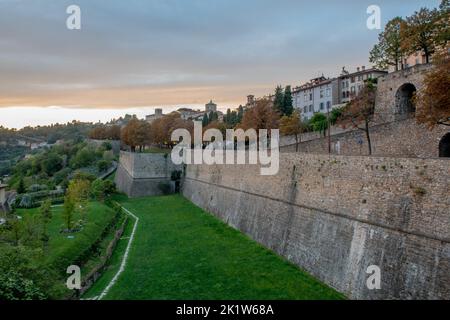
[395, 83, 417, 116]
[374, 64, 430, 123]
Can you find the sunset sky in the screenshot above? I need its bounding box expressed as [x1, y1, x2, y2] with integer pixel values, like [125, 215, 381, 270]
[0, 0, 440, 128]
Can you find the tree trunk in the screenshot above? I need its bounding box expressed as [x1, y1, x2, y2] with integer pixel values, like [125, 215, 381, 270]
[424, 46, 430, 64]
[295, 135, 299, 152]
[365, 121, 372, 156]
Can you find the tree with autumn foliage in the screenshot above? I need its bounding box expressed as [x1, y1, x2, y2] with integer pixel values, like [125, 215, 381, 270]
[151, 113, 193, 148]
[337, 82, 377, 155]
[67, 178, 91, 221]
[400, 6, 442, 64]
[415, 52, 450, 128]
[279, 111, 307, 152]
[204, 120, 227, 136]
[120, 118, 152, 152]
[89, 125, 121, 140]
[239, 99, 280, 132]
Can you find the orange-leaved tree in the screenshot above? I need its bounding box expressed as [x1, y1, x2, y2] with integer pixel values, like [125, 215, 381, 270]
[239, 99, 280, 132]
[279, 111, 307, 152]
[415, 52, 450, 128]
[121, 118, 152, 152]
[337, 83, 377, 155]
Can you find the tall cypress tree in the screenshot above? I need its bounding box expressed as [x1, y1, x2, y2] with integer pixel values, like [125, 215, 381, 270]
[283, 85, 294, 116]
[274, 86, 284, 114]
[202, 113, 209, 127]
[225, 109, 231, 125]
[17, 178, 26, 194]
[237, 105, 244, 123]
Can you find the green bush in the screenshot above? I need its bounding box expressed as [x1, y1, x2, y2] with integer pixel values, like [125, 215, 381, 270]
[70, 147, 96, 169]
[157, 181, 172, 195]
[0, 246, 60, 300]
[97, 160, 110, 173]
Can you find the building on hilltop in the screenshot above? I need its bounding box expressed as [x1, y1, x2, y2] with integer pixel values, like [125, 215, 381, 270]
[145, 108, 164, 123]
[176, 108, 204, 121]
[338, 66, 387, 104]
[292, 66, 387, 121]
[388, 51, 428, 73]
[246, 95, 255, 107]
[205, 100, 217, 113]
[292, 76, 339, 121]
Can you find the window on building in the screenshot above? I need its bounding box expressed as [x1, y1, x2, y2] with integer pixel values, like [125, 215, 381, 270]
[309, 93, 313, 101]
[326, 88, 331, 97]
[327, 101, 331, 109]
[342, 92, 346, 99]
[304, 106, 307, 113]
[304, 93, 308, 102]
[320, 102, 324, 110]
[351, 77, 355, 83]
[351, 86, 355, 93]
[320, 90, 324, 98]
[309, 105, 313, 112]
[358, 75, 362, 81]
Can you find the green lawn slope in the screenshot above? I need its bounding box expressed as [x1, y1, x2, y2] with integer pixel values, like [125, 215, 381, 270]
[85, 195, 344, 300]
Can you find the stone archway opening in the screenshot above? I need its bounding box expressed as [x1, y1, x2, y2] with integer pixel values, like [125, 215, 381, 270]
[395, 83, 417, 116]
[439, 133, 450, 158]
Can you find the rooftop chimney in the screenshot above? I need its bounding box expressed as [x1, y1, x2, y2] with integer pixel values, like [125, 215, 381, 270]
[362, 66, 366, 71]
[357, 67, 360, 72]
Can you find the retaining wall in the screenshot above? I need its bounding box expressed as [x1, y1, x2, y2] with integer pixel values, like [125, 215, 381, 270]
[182, 153, 450, 299]
[115, 151, 182, 197]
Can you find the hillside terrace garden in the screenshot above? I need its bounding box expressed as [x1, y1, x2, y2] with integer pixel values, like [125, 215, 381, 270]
[0, 173, 124, 299]
[7, 139, 118, 209]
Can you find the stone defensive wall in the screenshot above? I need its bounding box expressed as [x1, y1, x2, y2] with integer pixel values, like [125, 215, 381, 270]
[280, 64, 449, 158]
[280, 118, 448, 157]
[115, 151, 182, 197]
[182, 153, 450, 299]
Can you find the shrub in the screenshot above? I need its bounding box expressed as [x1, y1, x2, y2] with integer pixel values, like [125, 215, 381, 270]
[157, 182, 172, 195]
[72, 171, 97, 182]
[0, 246, 49, 300]
[91, 179, 116, 201]
[171, 170, 182, 181]
[18, 194, 34, 208]
[101, 141, 112, 151]
[41, 153, 63, 176]
[97, 160, 110, 173]
[70, 147, 96, 169]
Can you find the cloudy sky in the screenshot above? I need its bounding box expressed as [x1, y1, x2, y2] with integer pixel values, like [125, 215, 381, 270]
[0, 0, 440, 127]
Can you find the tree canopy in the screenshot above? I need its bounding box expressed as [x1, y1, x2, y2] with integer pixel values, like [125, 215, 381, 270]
[369, 17, 405, 71]
[415, 52, 450, 128]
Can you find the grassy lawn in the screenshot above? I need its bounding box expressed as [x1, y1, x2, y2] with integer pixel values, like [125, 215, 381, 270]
[86, 194, 344, 300]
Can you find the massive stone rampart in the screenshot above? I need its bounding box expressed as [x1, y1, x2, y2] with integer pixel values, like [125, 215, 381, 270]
[115, 151, 181, 197]
[280, 64, 449, 158]
[281, 118, 448, 157]
[182, 153, 450, 299]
